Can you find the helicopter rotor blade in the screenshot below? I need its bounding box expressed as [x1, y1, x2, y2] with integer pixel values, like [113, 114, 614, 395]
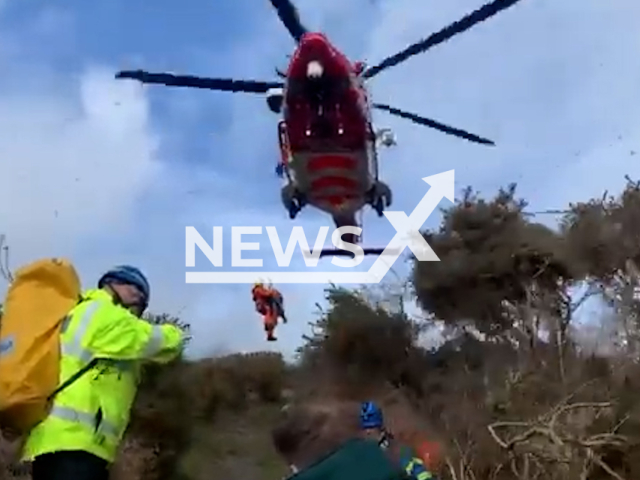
[373, 103, 495, 146]
[269, 0, 308, 43]
[115, 70, 284, 93]
[362, 0, 524, 79]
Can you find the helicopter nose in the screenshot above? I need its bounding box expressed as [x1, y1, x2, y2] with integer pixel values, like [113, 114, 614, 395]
[299, 33, 332, 60]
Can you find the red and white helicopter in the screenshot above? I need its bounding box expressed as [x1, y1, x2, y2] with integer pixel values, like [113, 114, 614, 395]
[116, 0, 523, 256]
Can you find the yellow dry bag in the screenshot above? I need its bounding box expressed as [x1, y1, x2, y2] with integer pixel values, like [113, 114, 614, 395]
[0, 258, 81, 434]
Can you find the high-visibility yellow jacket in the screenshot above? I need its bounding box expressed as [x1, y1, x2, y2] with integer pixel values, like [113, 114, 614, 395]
[22, 288, 185, 463]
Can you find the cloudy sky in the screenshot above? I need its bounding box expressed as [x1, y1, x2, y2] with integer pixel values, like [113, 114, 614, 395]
[0, 0, 638, 358]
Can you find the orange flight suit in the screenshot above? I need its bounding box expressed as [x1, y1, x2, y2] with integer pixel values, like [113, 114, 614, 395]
[252, 285, 285, 341]
[413, 438, 442, 472]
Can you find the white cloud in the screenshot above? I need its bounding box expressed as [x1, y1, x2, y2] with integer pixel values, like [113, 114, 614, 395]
[0, 5, 164, 296]
[0, 66, 162, 265]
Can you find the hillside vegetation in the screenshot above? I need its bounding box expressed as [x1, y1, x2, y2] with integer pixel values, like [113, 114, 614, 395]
[3, 178, 640, 480]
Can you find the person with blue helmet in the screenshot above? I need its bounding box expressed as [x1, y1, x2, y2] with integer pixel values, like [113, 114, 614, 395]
[359, 401, 435, 480]
[359, 401, 392, 448]
[360, 401, 383, 429]
[24, 265, 185, 480]
[97, 265, 151, 317]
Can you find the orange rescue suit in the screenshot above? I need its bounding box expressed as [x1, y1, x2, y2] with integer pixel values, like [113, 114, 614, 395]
[252, 285, 286, 341]
[410, 435, 442, 472]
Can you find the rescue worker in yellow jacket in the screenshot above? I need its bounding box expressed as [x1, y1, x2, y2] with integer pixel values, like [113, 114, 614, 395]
[23, 265, 185, 480]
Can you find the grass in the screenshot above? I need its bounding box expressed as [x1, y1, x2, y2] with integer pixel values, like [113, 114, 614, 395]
[176, 403, 288, 480]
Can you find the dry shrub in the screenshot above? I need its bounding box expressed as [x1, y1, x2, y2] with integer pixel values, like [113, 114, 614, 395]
[298, 275, 640, 479]
[561, 200, 618, 279]
[0, 434, 28, 480]
[291, 180, 640, 480]
[563, 178, 640, 279]
[215, 352, 287, 403]
[413, 184, 573, 334]
[271, 400, 360, 469]
[301, 287, 420, 389]
[111, 438, 158, 480]
[125, 351, 287, 480]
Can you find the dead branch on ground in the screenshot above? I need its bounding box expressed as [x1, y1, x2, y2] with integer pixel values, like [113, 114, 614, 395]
[444, 435, 478, 480]
[488, 400, 629, 480]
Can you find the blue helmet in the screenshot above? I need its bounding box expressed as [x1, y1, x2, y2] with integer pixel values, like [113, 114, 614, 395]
[360, 401, 383, 429]
[98, 265, 150, 304]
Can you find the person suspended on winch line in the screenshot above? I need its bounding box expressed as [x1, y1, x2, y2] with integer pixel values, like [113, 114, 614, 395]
[252, 281, 287, 341]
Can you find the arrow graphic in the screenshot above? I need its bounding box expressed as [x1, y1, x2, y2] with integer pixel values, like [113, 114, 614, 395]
[186, 170, 454, 284]
[360, 169, 454, 283]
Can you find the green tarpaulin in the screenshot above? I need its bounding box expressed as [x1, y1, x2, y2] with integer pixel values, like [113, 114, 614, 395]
[290, 438, 406, 480]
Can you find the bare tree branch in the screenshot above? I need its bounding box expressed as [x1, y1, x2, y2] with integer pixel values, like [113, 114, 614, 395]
[488, 400, 628, 480]
[0, 234, 14, 283]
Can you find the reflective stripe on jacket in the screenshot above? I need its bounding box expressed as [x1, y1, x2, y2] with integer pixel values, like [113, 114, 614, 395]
[399, 445, 434, 480]
[405, 456, 433, 480]
[22, 288, 184, 463]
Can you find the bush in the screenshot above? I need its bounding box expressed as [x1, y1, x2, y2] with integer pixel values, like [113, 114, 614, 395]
[413, 184, 574, 335]
[124, 351, 287, 480]
[299, 286, 421, 389]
